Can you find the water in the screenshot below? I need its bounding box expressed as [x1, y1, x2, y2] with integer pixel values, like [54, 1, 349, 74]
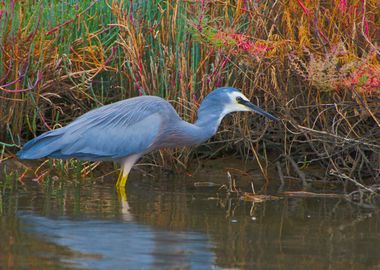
[1, 167, 380, 269]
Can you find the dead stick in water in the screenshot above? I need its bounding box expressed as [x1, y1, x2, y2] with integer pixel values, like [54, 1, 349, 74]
[276, 161, 285, 186]
[282, 191, 345, 198]
[329, 169, 377, 195]
[285, 155, 307, 186]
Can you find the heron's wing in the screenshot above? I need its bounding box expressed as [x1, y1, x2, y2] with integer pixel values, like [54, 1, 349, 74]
[18, 96, 176, 160]
[55, 113, 162, 160]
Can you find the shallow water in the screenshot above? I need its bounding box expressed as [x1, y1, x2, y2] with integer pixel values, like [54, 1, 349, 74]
[1, 166, 380, 269]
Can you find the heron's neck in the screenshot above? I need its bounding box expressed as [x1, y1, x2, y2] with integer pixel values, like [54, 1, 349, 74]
[186, 104, 226, 144]
[185, 111, 225, 143]
[157, 113, 222, 149]
[194, 111, 223, 132]
[157, 101, 226, 148]
[173, 115, 222, 146]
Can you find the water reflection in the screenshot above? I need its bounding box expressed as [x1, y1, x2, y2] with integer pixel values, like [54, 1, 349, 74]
[1, 173, 380, 269]
[20, 213, 215, 269]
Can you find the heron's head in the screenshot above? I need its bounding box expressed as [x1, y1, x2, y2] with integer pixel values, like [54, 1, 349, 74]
[197, 87, 278, 124]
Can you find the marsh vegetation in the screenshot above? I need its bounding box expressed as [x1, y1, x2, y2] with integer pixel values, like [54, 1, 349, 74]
[0, 1, 379, 192]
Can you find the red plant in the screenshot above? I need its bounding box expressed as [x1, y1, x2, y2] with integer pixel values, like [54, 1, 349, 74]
[210, 30, 271, 57]
[296, 0, 311, 16]
[338, 0, 348, 13]
[340, 64, 380, 93]
[229, 33, 271, 55]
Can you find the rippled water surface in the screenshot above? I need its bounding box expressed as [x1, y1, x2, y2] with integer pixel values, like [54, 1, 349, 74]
[1, 165, 380, 269]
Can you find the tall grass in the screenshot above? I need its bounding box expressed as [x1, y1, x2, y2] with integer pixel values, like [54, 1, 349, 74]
[0, 0, 118, 138]
[0, 0, 379, 184]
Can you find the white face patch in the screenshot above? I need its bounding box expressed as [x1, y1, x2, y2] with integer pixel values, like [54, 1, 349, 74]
[228, 91, 250, 102]
[213, 91, 252, 126]
[222, 91, 251, 114]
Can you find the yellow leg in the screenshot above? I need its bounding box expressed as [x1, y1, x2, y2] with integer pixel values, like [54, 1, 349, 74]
[115, 154, 140, 188]
[116, 170, 129, 188]
[116, 170, 128, 211]
[115, 170, 122, 187]
[119, 174, 128, 187]
[116, 181, 133, 221]
[116, 183, 128, 202]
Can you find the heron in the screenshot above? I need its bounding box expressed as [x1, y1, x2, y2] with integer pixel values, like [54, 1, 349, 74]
[17, 87, 278, 188]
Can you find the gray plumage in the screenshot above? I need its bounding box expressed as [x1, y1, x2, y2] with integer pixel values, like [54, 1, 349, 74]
[17, 87, 278, 165]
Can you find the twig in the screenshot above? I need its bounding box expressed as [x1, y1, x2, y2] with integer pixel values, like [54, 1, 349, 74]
[290, 122, 380, 150]
[251, 182, 256, 194]
[282, 191, 345, 198]
[329, 169, 377, 195]
[285, 155, 307, 186]
[276, 161, 285, 186]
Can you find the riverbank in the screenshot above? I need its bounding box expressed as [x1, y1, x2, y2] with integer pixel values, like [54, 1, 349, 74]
[1, 1, 379, 187]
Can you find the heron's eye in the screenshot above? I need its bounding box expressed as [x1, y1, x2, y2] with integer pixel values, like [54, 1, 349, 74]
[236, 97, 244, 103]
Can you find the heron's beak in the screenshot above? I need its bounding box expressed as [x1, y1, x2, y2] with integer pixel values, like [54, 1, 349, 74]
[239, 99, 279, 121]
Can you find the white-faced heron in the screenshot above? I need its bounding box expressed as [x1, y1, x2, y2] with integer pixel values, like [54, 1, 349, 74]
[17, 87, 278, 188]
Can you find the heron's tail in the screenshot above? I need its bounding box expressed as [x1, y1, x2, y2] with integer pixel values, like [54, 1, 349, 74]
[17, 128, 66, 160]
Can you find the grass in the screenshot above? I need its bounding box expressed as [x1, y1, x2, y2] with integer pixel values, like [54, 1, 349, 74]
[0, 0, 379, 186]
